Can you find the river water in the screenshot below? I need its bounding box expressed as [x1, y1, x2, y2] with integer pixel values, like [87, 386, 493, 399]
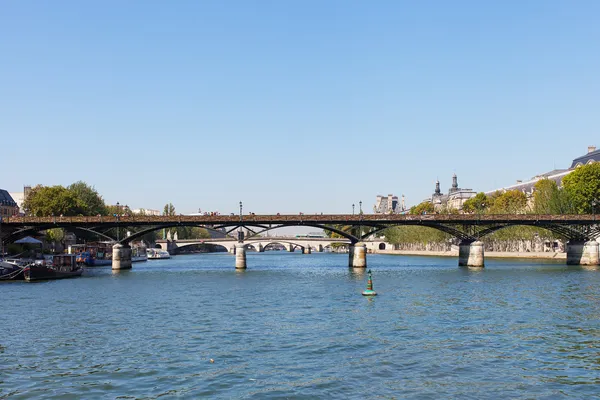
[2, 252, 600, 399]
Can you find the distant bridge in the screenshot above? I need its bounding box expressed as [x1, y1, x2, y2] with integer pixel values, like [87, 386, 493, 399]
[155, 236, 353, 254]
[2, 214, 599, 268]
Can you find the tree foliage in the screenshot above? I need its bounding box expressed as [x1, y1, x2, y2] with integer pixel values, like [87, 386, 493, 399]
[409, 201, 435, 215]
[462, 192, 488, 214]
[489, 190, 527, 214]
[384, 225, 451, 244]
[562, 163, 600, 214]
[67, 181, 108, 216]
[163, 203, 176, 216]
[23, 185, 84, 216]
[532, 179, 574, 214]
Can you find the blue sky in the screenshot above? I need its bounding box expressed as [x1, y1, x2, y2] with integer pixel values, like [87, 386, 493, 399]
[1, 1, 599, 215]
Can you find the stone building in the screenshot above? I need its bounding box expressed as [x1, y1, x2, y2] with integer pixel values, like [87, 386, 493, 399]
[373, 194, 406, 214]
[0, 189, 19, 217]
[428, 174, 476, 212]
[485, 145, 600, 200]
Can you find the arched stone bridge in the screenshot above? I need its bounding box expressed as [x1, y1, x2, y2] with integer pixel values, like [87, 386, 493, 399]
[155, 237, 352, 254]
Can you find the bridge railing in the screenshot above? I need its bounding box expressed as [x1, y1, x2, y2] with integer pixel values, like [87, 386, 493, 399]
[2, 214, 598, 224]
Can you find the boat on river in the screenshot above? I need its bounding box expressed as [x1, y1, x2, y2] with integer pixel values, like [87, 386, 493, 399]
[70, 242, 113, 266]
[23, 254, 82, 281]
[132, 243, 148, 263]
[0, 261, 25, 281]
[147, 248, 171, 260]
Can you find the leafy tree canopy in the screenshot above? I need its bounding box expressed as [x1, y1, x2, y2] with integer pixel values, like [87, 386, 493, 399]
[67, 181, 108, 216]
[489, 190, 527, 214]
[384, 225, 451, 244]
[462, 192, 488, 214]
[532, 179, 574, 215]
[410, 201, 435, 215]
[562, 163, 600, 214]
[23, 185, 85, 217]
[163, 203, 176, 216]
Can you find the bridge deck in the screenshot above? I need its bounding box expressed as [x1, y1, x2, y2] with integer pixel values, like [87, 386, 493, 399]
[3, 214, 599, 227]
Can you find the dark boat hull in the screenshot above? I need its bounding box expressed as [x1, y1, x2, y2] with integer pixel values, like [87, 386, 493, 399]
[0, 263, 25, 281]
[24, 266, 83, 281]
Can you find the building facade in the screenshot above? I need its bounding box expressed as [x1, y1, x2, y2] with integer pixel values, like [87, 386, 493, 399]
[0, 189, 19, 217]
[373, 194, 406, 214]
[428, 174, 476, 212]
[485, 145, 600, 200]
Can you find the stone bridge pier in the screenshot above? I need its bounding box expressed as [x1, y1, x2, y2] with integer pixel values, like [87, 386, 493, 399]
[566, 241, 599, 265]
[235, 243, 247, 269]
[349, 243, 367, 268]
[112, 243, 132, 270]
[458, 240, 484, 268]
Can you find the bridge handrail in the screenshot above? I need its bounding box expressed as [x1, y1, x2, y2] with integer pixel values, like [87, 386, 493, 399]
[3, 213, 598, 224]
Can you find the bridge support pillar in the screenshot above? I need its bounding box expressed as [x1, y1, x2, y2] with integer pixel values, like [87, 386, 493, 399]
[286, 244, 294, 252]
[349, 243, 367, 268]
[235, 243, 247, 269]
[229, 246, 236, 254]
[317, 244, 323, 252]
[566, 241, 599, 265]
[256, 244, 264, 253]
[458, 240, 484, 268]
[303, 246, 311, 254]
[112, 243, 132, 270]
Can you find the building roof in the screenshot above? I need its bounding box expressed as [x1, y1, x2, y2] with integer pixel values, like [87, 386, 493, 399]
[570, 148, 600, 168]
[0, 189, 17, 207]
[485, 170, 572, 195]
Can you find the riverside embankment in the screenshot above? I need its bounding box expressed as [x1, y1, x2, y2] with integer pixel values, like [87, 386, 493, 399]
[376, 249, 567, 260]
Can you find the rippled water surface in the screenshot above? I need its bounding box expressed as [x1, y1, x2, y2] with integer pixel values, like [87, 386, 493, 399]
[3, 252, 600, 399]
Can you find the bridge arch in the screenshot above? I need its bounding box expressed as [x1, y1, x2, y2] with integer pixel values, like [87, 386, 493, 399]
[245, 224, 359, 242]
[122, 224, 236, 244]
[174, 242, 230, 254]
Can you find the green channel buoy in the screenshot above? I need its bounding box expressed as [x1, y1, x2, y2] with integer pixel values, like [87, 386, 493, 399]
[362, 269, 377, 296]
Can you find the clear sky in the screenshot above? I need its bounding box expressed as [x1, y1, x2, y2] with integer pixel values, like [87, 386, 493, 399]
[1, 1, 599, 215]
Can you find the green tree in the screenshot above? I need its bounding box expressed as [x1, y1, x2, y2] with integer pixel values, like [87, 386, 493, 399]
[462, 192, 488, 214]
[23, 185, 85, 216]
[409, 201, 435, 215]
[384, 225, 451, 244]
[67, 181, 108, 216]
[163, 203, 176, 216]
[489, 190, 527, 214]
[562, 163, 600, 214]
[533, 179, 574, 214]
[45, 228, 65, 252]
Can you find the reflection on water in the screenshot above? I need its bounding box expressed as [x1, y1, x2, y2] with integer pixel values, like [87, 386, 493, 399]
[2, 252, 600, 398]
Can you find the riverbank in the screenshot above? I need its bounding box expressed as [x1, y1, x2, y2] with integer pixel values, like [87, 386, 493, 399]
[375, 249, 567, 260]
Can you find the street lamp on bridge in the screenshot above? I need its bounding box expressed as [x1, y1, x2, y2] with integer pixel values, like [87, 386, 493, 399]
[352, 204, 355, 215]
[115, 201, 120, 242]
[359, 201, 362, 214]
[239, 201, 243, 221]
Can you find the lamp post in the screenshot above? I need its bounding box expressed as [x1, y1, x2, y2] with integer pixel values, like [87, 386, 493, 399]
[352, 204, 355, 215]
[238, 201, 244, 242]
[359, 201, 363, 239]
[116, 201, 120, 242]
